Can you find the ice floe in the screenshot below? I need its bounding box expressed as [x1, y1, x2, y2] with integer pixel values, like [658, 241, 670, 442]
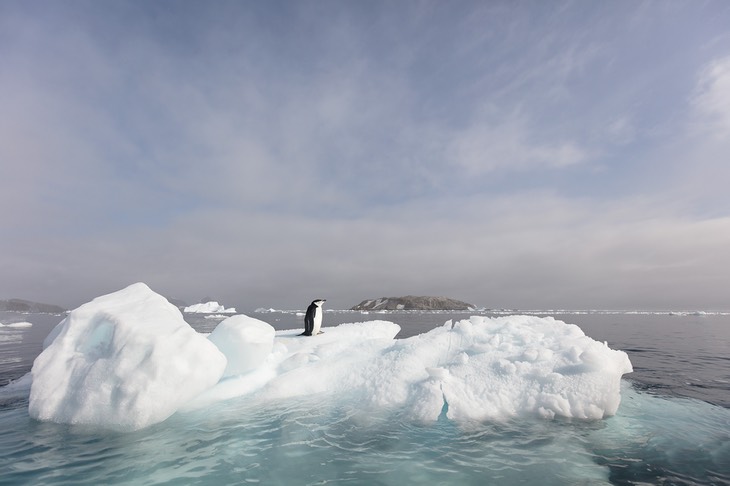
[0, 322, 33, 328]
[24, 284, 632, 431]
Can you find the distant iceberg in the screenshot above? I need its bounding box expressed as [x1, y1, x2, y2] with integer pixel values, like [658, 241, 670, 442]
[183, 301, 236, 314]
[24, 283, 633, 432]
[254, 307, 279, 313]
[0, 321, 33, 328]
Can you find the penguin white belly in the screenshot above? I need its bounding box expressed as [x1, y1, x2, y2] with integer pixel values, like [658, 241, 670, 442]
[312, 310, 323, 335]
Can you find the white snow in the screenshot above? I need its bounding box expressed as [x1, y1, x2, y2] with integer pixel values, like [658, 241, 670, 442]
[220, 316, 631, 423]
[25, 283, 633, 431]
[207, 315, 275, 377]
[29, 283, 227, 431]
[184, 301, 236, 314]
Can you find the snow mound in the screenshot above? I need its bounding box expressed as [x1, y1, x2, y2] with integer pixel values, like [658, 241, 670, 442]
[24, 283, 633, 431]
[208, 315, 275, 377]
[184, 302, 236, 314]
[29, 283, 227, 431]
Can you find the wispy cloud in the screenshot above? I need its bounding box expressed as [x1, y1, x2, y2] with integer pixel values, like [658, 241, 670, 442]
[447, 113, 589, 174]
[691, 56, 730, 139]
[1, 1, 730, 310]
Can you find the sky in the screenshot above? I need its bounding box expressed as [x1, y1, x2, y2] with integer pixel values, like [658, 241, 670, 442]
[2, 0, 730, 311]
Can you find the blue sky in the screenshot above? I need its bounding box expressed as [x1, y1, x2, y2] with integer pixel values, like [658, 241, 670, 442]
[2, 0, 730, 310]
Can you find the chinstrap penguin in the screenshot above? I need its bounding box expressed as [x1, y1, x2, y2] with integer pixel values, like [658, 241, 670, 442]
[301, 299, 326, 336]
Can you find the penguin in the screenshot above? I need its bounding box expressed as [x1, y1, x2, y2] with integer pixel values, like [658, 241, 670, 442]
[301, 299, 326, 336]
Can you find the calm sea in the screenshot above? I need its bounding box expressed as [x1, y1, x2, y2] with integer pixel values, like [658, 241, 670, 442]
[1, 309, 728, 485]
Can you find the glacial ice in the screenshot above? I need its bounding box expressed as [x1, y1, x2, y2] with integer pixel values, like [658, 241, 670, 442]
[27, 284, 632, 431]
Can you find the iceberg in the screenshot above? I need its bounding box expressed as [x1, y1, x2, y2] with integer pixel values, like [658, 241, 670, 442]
[254, 307, 280, 313]
[183, 301, 236, 314]
[27, 284, 632, 431]
[207, 316, 631, 423]
[29, 283, 227, 431]
[0, 321, 33, 328]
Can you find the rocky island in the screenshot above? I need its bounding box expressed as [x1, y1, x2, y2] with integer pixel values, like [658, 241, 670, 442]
[0, 299, 66, 314]
[351, 296, 475, 311]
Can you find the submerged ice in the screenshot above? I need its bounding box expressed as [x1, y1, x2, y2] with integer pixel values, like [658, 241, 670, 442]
[27, 284, 632, 431]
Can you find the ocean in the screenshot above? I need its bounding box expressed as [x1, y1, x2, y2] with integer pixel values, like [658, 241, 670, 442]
[1, 309, 728, 485]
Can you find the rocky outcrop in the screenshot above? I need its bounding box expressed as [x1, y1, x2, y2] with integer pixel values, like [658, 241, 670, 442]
[0, 299, 66, 314]
[351, 296, 474, 311]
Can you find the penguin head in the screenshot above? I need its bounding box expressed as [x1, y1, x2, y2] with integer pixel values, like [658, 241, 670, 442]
[312, 299, 326, 307]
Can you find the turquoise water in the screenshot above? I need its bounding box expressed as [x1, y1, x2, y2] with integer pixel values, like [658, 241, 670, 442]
[1, 311, 729, 485]
[1, 383, 728, 485]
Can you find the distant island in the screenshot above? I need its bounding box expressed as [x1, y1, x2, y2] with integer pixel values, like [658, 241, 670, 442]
[0, 298, 67, 314]
[351, 296, 475, 311]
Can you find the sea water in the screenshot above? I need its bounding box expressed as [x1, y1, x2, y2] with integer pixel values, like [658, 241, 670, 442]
[1, 310, 728, 485]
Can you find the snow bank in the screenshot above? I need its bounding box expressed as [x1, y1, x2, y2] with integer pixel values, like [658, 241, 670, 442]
[29, 283, 227, 431]
[25, 283, 632, 431]
[184, 302, 235, 314]
[208, 315, 275, 377]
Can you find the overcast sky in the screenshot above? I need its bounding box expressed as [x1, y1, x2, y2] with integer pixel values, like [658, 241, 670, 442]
[2, 0, 730, 311]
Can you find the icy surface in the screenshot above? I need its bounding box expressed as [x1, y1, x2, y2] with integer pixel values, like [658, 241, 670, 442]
[26, 284, 632, 431]
[29, 283, 227, 431]
[199, 316, 632, 423]
[207, 315, 275, 377]
[184, 302, 236, 313]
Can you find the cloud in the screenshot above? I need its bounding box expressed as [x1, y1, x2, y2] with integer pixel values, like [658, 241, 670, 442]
[691, 56, 730, 139]
[2, 2, 730, 312]
[448, 113, 589, 174]
[605, 117, 635, 146]
[648, 55, 730, 214]
[4, 186, 729, 312]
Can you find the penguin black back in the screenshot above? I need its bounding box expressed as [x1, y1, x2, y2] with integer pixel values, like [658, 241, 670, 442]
[301, 299, 326, 336]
